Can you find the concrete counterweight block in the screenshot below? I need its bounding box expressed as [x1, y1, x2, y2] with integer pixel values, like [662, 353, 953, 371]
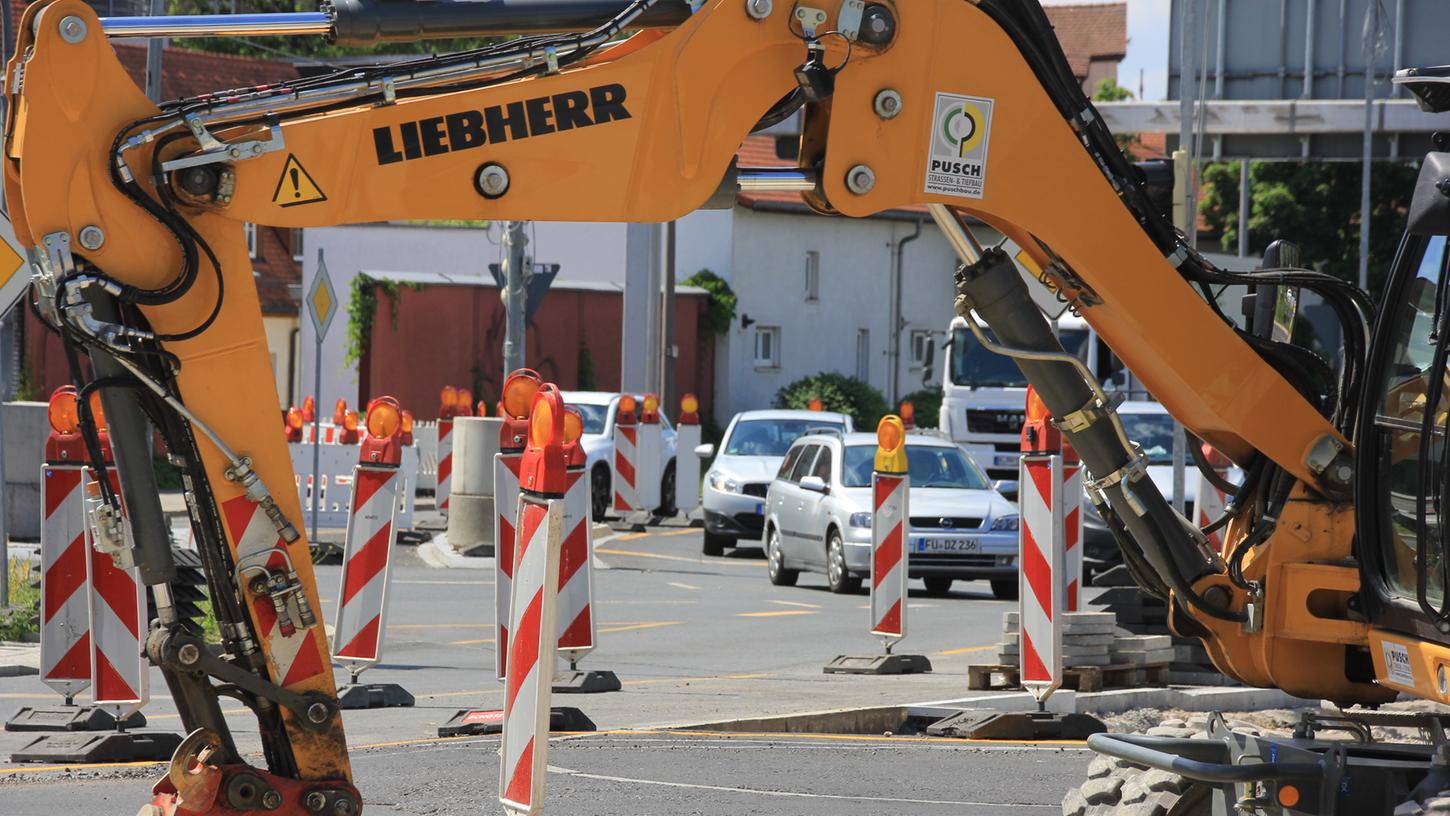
[446, 417, 501, 556]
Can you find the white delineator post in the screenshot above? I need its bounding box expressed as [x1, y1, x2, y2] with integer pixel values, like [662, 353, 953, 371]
[673, 394, 702, 515]
[634, 394, 663, 513]
[39, 440, 91, 703]
[870, 416, 909, 648]
[1019, 453, 1064, 702]
[436, 417, 454, 514]
[87, 469, 147, 721]
[500, 385, 568, 816]
[611, 397, 639, 515]
[495, 370, 543, 682]
[557, 440, 595, 662]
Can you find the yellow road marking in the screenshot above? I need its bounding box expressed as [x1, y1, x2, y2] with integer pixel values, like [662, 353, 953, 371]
[666, 581, 699, 590]
[389, 623, 490, 629]
[736, 610, 816, 618]
[596, 548, 762, 567]
[617, 532, 651, 541]
[768, 600, 821, 609]
[148, 707, 249, 722]
[661, 529, 698, 537]
[935, 644, 996, 656]
[598, 621, 682, 634]
[624, 672, 774, 687]
[449, 637, 496, 645]
[0, 760, 164, 776]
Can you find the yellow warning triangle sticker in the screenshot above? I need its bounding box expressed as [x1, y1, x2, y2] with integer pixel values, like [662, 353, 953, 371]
[272, 154, 327, 207]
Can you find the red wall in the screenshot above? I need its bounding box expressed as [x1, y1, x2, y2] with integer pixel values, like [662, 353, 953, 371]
[361, 284, 716, 424]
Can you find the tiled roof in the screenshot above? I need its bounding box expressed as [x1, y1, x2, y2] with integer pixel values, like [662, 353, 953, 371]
[734, 135, 928, 218]
[1043, 2, 1128, 80]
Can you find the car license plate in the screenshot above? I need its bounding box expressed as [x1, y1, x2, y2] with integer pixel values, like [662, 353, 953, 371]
[993, 454, 1019, 468]
[916, 537, 980, 554]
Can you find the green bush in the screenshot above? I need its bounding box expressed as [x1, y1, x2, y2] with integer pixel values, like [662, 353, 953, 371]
[682, 269, 737, 336]
[898, 388, 943, 429]
[773, 373, 889, 430]
[0, 558, 39, 642]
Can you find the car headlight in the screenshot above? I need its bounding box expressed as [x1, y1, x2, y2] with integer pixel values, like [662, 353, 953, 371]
[991, 514, 1019, 532]
[708, 471, 741, 494]
[848, 511, 873, 529]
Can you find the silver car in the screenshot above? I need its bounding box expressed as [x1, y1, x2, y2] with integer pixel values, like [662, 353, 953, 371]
[698, 409, 852, 556]
[562, 391, 678, 521]
[762, 431, 1020, 597]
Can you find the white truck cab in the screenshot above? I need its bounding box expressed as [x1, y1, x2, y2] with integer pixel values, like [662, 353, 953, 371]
[937, 312, 1135, 487]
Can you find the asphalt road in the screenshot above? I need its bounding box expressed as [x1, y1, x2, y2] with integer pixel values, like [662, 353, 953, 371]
[0, 523, 1093, 815]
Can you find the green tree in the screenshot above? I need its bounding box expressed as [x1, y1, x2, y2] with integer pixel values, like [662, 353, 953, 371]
[1199, 160, 1419, 294]
[1092, 78, 1139, 153]
[773, 372, 889, 430]
[682, 269, 737, 335]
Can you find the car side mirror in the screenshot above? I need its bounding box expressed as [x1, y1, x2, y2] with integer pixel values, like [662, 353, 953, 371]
[993, 479, 1018, 501]
[694, 443, 715, 459]
[800, 475, 828, 494]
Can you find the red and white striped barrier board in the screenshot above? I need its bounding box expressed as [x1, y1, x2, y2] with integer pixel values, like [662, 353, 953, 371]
[499, 495, 563, 816]
[557, 462, 594, 658]
[674, 423, 701, 515]
[612, 423, 638, 514]
[633, 421, 662, 512]
[870, 472, 908, 642]
[303, 423, 339, 444]
[1063, 462, 1083, 613]
[87, 471, 147, 717]
[39, 464, 91, 699]
[332, 464, 402, 671]
[1019, 454, 1064, 701]
[436, 419, 454, 514]
[494, 450, 523, 681]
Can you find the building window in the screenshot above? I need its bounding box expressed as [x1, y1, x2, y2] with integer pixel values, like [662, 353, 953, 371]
[244, 223, 258, 259]
[855, 329, 870, 380]
[754, 326, 780, 369]
[804, 251, 819, 302]
[910, 330, 931, 368]
[292, 229, 305, 262]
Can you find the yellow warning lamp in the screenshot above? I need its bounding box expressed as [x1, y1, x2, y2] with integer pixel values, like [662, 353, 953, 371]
[344, 409, 360, 433]
[502, 369, 544, 419]
[400, 410, 414, 436]
[333, 398, 347, 425]
[439, 385, 459, 419]
[1025, 387, 1050, 425]
[522, 384, 567, 494]
[476, 400, 489, 418]
[618, 394, 637, 418]
[458, 388, 474, 416]
[899, 400, 915, 427]
[302, 395, 316, 422]
[286, 406, 304, 441]
[47, 386, 80, 435]
[874, 415, 908, 474]
[366, 399, 402, 440]
[88, 391, 107, 431]
[563, 407, 584, 445]
[1021, 384, 1062, 454]
[808, 398, 824, 412]
[643, 393, 660, 414]
[679, 393, 700, 425]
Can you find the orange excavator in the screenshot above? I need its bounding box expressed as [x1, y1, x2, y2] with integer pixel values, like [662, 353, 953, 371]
[7, 0, 1450, 813]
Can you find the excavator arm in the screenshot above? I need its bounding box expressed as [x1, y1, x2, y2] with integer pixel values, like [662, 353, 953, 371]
[1, 0, 1395, 813]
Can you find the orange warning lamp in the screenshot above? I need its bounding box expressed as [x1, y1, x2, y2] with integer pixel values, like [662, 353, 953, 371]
[400, 409, 415, 445]
[458, 388, 474, 417]
[360, 397, 403, 464]
[679, 393, 700, 426]
[333, 398, 347, 426]
[440, 385, 459, 419]
[563, 406, 586, 468]
[641, 392, 660, 424]
[87, 391, 107, 431]
[899, 400, 915, 430]
[875, 415, 908, 474]
[521, 384, 567, 494]
[285, 406, 304, 442]
[499, 369, 544, 452]
[48, 386, 80, 435]
[366, 399, 402, 440]
[339, 408, 361, 445]
[617, 394, 638, 427]
[808, 398, 824, 412]
[476, 400, 489, 418]
[1021, 385, 1070, 455]
[302, 395, 316, 423]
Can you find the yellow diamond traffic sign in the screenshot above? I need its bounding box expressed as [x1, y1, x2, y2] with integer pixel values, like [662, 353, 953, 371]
[308, 250, 338, 340]
[0, 210, 28, 316]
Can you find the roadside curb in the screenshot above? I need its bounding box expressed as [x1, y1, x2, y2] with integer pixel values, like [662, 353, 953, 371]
[0, 642, 40, 677]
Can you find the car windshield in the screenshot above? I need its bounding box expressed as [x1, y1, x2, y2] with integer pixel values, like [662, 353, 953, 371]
[951, 326, 1089, 388]
[723, 419, 843, 456]
[570, 402, 609, 435]
[841, 444, 991, 489]
[1120, 411, 1175, 465]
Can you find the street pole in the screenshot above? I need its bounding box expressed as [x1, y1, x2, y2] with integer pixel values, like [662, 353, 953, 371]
[661, 221, 677, 412]
[145, 0, 165, 101]
[1359, 3, 1383, 292]
[502, 221, 529, 379]
[643, 224, 663, 396]
[311, 326, 321, 544]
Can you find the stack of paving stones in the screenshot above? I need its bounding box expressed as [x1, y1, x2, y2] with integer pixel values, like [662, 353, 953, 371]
[999, 610, 1117, 667]
[1090, 565, 1230, 684]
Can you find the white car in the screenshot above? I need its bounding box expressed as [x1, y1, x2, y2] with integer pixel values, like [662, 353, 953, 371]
[697, 409, 853, 556]
[562, 391, 678, 521]
[763, 431, 1020, 596]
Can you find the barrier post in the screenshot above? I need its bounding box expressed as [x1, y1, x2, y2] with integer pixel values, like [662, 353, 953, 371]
[1063, 453, 1083, 613]
[12, 388, 180, 762]
[332, 398, 414, 709]
[611, 395, 641, 526]
[673, 394, 702, 516]
[500, 385, 568, 816]
[824, 416, 931, 675]
[552, 407, 620, 694]
[494, 370, 541, 682]
[437, 385, 460, 515]
[634, 393, 663, 515]
[6, 389, 140, 732]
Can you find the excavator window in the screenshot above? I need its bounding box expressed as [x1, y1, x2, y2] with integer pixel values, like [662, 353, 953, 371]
[1374, 234, 1450, 604]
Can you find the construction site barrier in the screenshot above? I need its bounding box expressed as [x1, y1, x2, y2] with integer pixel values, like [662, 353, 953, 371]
[1020, 453, 1066, 702]
[290, 443, 418, 530]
